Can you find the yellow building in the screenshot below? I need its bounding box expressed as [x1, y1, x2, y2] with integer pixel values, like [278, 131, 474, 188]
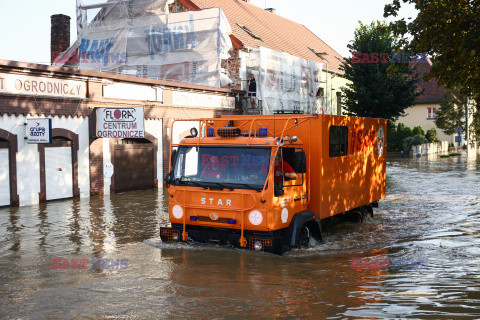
[398, 60, 454, 143]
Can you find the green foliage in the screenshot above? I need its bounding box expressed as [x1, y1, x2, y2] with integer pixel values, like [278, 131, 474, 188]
[386, 120, 397, 150]
[435, 90, 466, 135]
[435, 90, 479, 142]
[425, 128, 439, 143]
[340, 21, 419, 120]
[387, 122, 425, 152]
[384, 0, 480, 101]
[403, 134, 428, 152]
[471, 106, 480, 141]
[412, 126, 425, 136]
[387, 122, 438, 152]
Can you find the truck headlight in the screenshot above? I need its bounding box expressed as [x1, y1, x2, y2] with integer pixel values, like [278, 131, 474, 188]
[172, 205, 184, 219]
[248, 210, 263, 225]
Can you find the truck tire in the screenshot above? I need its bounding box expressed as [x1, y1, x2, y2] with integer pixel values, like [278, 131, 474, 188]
[295, 224, 311, 248]
[360, 206, 373, 223]
[284, 211, 322, 251]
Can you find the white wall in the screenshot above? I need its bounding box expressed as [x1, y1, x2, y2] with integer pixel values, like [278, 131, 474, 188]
[103, 137, 112, 193]
[411, 141, 449, 156]
[145, 119, 163, 184]
[0, 114, 90, 206]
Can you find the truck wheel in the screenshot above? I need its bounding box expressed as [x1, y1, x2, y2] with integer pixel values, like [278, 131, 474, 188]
[295, 224, 311, 248]
[360, 206, 373, 223]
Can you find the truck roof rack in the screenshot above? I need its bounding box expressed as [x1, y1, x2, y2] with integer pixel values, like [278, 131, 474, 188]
[273, 110, 304, 115]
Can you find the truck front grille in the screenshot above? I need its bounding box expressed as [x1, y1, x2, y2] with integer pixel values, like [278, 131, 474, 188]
[248, 238, 273, 251]
[161, 229, 181, 242]
[197, 216, 232, 224]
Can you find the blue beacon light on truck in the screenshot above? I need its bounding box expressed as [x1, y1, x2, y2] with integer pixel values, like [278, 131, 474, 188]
[207, 127, 215, 137]
[258, 127, 268, 137]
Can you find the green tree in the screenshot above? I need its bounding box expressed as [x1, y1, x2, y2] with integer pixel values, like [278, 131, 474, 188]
[434, 91, 466, 135]
[425, 128, 439, 142]
[340, 21, 419, 120]
[412, 126, 425, 136]
[387, 122, 419, 151]
[404, 134, 428, 152]
[384, 0, 480, 101]
[435, 90, 480, 142]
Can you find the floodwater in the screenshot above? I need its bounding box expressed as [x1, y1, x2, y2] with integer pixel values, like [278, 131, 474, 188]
[1, 153, 479, 319]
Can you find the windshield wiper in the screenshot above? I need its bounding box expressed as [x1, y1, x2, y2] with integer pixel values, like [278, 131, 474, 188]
[231, 183, 262, 192]
[203, 181, 234, 191]
[175, 177, 208, 189]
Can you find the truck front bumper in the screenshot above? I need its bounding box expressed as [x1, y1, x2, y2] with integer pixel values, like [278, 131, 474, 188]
[160, 224, 288, 254]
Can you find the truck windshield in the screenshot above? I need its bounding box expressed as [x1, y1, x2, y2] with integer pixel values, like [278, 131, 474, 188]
[173, 146, 271, 191]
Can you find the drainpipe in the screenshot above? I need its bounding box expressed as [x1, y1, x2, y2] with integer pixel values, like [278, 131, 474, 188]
[466, 96, 470, 155]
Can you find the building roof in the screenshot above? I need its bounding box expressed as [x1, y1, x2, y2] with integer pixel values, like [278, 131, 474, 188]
[0, 59, 240, 94]
[413, 59, 447, 104]
[178, 0, 344, 73]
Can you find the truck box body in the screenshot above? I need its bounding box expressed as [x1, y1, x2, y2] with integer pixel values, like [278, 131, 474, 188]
[161, 114, 387, 254]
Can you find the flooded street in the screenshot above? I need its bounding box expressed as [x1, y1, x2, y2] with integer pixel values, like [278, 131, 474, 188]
[1, 154, 479, 319]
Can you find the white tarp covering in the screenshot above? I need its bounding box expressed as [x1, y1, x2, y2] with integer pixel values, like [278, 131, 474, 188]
[57, 2, 232, 87]
[247, 47, 324, 115]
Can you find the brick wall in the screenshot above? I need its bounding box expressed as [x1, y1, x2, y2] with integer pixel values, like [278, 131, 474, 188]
[168, 0, 190, 13]
[222, 48, 243, 90]
[89, 112, 104, 195]
[51, 14, 70, 64]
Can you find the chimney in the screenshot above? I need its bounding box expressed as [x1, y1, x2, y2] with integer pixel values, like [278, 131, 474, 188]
[265, 8, 276, 14]
[51, 14, 71, 64]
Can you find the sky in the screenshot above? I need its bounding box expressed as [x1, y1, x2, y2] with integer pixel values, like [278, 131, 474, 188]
[0, 0, 417, 65]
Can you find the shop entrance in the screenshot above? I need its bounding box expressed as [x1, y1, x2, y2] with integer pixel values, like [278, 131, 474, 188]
[114, 138, 155, 193]
[45, 138, 74, 201]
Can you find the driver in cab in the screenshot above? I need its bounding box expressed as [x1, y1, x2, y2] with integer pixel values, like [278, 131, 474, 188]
[274, 156, 297, 183]
[201, 156, 225, 179]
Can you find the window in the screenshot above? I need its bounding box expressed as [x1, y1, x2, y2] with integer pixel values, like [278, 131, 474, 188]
[329, 126, 348, 157]
[173, 146, 270, 191]
[427, 107, 436, 119]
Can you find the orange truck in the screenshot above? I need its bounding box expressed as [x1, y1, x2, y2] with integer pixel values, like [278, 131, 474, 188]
[160, 114, 387, 254]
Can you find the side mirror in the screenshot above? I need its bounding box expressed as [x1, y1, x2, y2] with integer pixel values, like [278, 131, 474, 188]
[294, 151, 307, 173]
[164, 172, 173, 186]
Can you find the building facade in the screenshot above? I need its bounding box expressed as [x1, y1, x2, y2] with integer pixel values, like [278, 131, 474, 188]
[398, 60, 453, 143]
[0, 59, 238, 207]
[59, 0, 348, 116]
[170, 0, 348, 115]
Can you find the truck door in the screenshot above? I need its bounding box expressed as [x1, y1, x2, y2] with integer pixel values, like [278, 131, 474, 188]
[274, 147, 307, 213]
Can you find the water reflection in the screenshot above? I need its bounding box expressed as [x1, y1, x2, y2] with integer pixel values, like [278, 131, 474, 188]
[0, 153, 479, 319]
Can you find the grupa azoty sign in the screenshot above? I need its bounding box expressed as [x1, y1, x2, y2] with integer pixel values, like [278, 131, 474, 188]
[96, 107, 145, 138]
[27, 118, 52, 144]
